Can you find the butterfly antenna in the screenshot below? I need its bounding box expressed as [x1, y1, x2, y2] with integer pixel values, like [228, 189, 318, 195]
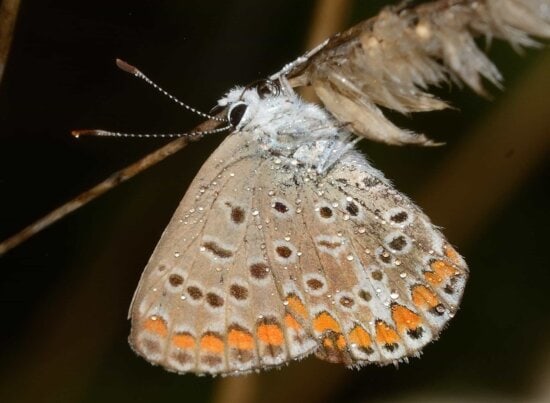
[71, 124, 232, 139]
[115, 59, 227, 123]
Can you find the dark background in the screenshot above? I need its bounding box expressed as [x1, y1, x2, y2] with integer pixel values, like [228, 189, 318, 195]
[1, 1, 549, 402]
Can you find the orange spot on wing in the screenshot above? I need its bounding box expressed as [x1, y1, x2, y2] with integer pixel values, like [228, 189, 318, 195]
[286, 294, 308, 318]
[431, 260, 459, 278]
[257, 324, 284, 346]
[412, 285, 439, 308]
[200, 334, 224, 354]
[144, 316, 168, 337]
[349, 325, 372, 348]
[313, 312, 341, 333]
[228, 328, 254, 351]
[284, 313, 302, 331]
[392, 305, 422, 333]
[444, 244, 462, 264]
[336, 334, 347, 349]
[424, 271, 443, 286]
[375, 321, 400, 345]
[172, 333, 195, 349]
[323, 338, 334, 349]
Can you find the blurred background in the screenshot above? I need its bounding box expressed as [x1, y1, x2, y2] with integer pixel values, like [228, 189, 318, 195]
[0, 0, 549, 402]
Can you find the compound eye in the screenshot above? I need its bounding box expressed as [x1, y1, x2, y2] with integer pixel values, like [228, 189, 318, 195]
[256, 80, 280, 99]
[228, 102, 248, 127]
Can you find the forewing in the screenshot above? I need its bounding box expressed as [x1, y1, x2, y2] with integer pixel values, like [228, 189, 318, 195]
[276, 0, 550, 145]
[128, 132, 318, 375]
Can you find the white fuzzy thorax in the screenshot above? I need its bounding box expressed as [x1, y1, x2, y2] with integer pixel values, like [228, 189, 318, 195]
[218, 85, 355, 173]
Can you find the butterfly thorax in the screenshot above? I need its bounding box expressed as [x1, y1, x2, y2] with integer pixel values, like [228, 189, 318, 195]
[218, 83, 354, 173]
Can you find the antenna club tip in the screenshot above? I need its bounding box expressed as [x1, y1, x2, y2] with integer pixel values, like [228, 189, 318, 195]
[71, 129, 97, 138]
[116, 59, 139, 75]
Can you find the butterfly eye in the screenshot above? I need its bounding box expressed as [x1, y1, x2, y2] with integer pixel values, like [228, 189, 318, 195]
[228, 102, 248, 127]
[256, 80, 280, 99]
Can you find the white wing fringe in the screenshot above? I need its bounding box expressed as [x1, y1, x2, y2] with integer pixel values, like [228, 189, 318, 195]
[283, 0, 550, 145]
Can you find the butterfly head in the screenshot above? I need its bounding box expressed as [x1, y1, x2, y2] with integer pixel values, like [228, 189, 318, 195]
[216, 79, 285, 131]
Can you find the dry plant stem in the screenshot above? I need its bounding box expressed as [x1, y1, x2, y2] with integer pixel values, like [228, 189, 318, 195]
[0, 0, 21, 84]
[0, 118, 221, 256]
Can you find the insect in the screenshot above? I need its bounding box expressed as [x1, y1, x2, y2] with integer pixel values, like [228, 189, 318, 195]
[2, 0, 549, 376]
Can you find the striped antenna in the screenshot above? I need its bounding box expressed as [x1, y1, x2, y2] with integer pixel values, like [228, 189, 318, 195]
[115, 59, 227, 123]
[71, 124, 232, 139]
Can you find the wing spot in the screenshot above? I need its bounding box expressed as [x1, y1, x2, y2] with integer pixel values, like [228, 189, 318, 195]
[359, 289, 372, 302]
[317, 240, 342, 249]
[391, 304, 423, 335]
[407, 327, 425, 339]
[431, 260, 461, 278]
[349, 325, 374, 355]
[346, 202, 359, 216]
[318, 331, 349, 363]
[202, 241, 233, 258]
[371, 270, 383, 281]
[276, 245, 292, 258]
[172, 332, 195, 349]
[228, 324, 254, 351]
[256, 317, 284, 347]
[206, 292, 224, 308]
[232, 349, 254, 363]
[200, 332, 224, 354]
[377, 248, 393, 264]
[286, 294, 308, 318]
[363, 176, 381, 187]
[249, 262, 270, 279]
[319, 206, 333, 218]
[306, 278, 324, 290]
[187, 286, 203, 300]
[444, 244, 463, 264]
[375, 320, 400, 350]
[273, 201, 289, 213]
[230, 206, 245, 224]
[142, 338, 161, 355]
[201, 355, 222, 366]
[173, 351, 193, 365]
[230, 284, 249, 300]
[144, 316, 168, 337]
[339, 296, 355, 308]
[168, 274, 184, 287]
[391, 211, 408, 223]
[412, 285, 440, 309]
[388, 235, 408, 251]
[313, 311, 341, 333]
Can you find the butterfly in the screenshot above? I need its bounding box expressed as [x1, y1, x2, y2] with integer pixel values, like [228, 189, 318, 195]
[127, 77, 468, 374]
[2, 0, 549, 376]
[125, 0, 549, 375]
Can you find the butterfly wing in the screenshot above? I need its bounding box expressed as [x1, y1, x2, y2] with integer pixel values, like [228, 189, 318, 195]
[251, 150, 469, 366]
[128, 132, 318, 375]
[130, 135, 467, 374]
[296, 151, 468, 365]
[275, 0, 550, 145]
